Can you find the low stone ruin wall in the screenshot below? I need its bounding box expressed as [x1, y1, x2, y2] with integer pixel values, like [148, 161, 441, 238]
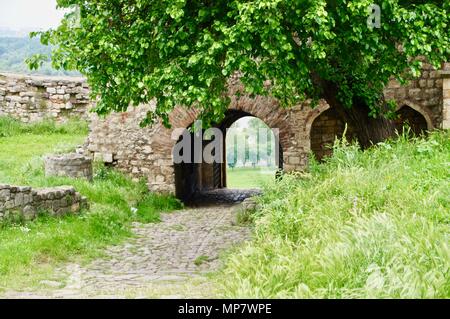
[0, 73, 92, 123]
[45, 153, 93, 181]
[0, 184, 88, 221]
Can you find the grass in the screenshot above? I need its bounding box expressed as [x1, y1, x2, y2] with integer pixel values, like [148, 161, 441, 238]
[0, 117, 182, 291]
[220, 130, 450, 299]
[227, 167, 277, 189]
[0, 116, 89, 137]
[0, 117, 88, 182]
[194, 255, 211, 267]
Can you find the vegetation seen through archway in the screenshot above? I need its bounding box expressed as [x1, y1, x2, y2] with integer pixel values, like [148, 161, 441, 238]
[226, 117, 277, 189]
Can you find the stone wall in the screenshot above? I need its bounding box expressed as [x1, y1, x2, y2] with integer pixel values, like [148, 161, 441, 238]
[0, 184, 88, 221]
[310, 108, 356, 160]
[442, 70, 450, 130]
[0, 73, 92, 123]
[85, 64, 448, 197]
[384, 61, 446, 129]
[85, 90, 324, 193]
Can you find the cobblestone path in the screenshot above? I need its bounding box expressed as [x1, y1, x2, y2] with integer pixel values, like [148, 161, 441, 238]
[2, 204, 250, 299]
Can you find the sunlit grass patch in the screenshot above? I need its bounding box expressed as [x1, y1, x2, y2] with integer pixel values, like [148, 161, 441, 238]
[227, 167, 277, 189]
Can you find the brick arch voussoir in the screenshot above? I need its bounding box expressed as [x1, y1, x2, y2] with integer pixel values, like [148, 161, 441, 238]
[302, 100, 333, 152]
[165, 94, 296, 155]
[169, 107, 201, 129]
[166, 107, 202, 143]
[304, 100, 332, 134]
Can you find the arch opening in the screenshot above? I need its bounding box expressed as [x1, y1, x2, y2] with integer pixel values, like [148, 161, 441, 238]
[394, 105, 429, 136]
[173, 110, 283, 204]
[310, 108, 356, 161]
[226, 116, 279, 189]
[310, 105, 430, 161]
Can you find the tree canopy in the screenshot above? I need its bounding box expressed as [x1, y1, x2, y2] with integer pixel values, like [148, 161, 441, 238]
[31, 0, 449, 134]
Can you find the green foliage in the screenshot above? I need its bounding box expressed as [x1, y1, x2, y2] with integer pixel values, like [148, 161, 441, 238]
[236, 207, 256, 226]
[32, 1, 449, 126]
[220, 131, 450, 298]
[0, 37, 80, 76]
[0, 117, 181, 290]
[136, 192, 183, 223]
[194, 255, 211, 267]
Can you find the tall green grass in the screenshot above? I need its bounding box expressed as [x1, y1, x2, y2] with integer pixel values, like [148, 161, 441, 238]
[0, 117, 182, 291]
[0, 116, 89, 137]
[221, 130, 450, 298]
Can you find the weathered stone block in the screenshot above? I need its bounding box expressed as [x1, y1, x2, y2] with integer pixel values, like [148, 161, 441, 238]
[443, 78, 450, 90]
[0, 189, 10, 201]
[444, 90, 450, 99]
[289, 156, 301, 165]
[103, 153, 114, 163]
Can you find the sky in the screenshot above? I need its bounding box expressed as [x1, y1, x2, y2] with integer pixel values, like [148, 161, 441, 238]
[0, 0, 65, 30]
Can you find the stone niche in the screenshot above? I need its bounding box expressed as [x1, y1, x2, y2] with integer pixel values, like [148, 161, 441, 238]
[0, 184, 88, 221]
[44, 153, 93, 181]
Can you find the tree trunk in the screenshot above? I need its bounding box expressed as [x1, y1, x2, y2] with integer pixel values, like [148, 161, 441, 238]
[321, 81, 396, 148]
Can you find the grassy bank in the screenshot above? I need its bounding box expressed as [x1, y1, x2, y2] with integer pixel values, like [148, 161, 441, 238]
[0, 117, 181, 290]
[221, 130, 450, 298]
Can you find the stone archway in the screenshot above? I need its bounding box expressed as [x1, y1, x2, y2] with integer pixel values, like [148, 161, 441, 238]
[171, 108, 285, 203]
[307, 99, 434, 161]
[309, 107, 356, 161]
[394, 101, 433, 135]
[84, 66, 450, 196]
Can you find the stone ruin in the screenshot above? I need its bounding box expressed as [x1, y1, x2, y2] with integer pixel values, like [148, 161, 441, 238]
[1, 63, 450, 203]
[86, 63, 450, 202]
[44, 153, 93, 181]
[0, 184, 88, 221]
[0, 73, 91, 123]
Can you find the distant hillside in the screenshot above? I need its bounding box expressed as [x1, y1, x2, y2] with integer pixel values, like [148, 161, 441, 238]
[0, 37, 80, 77]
